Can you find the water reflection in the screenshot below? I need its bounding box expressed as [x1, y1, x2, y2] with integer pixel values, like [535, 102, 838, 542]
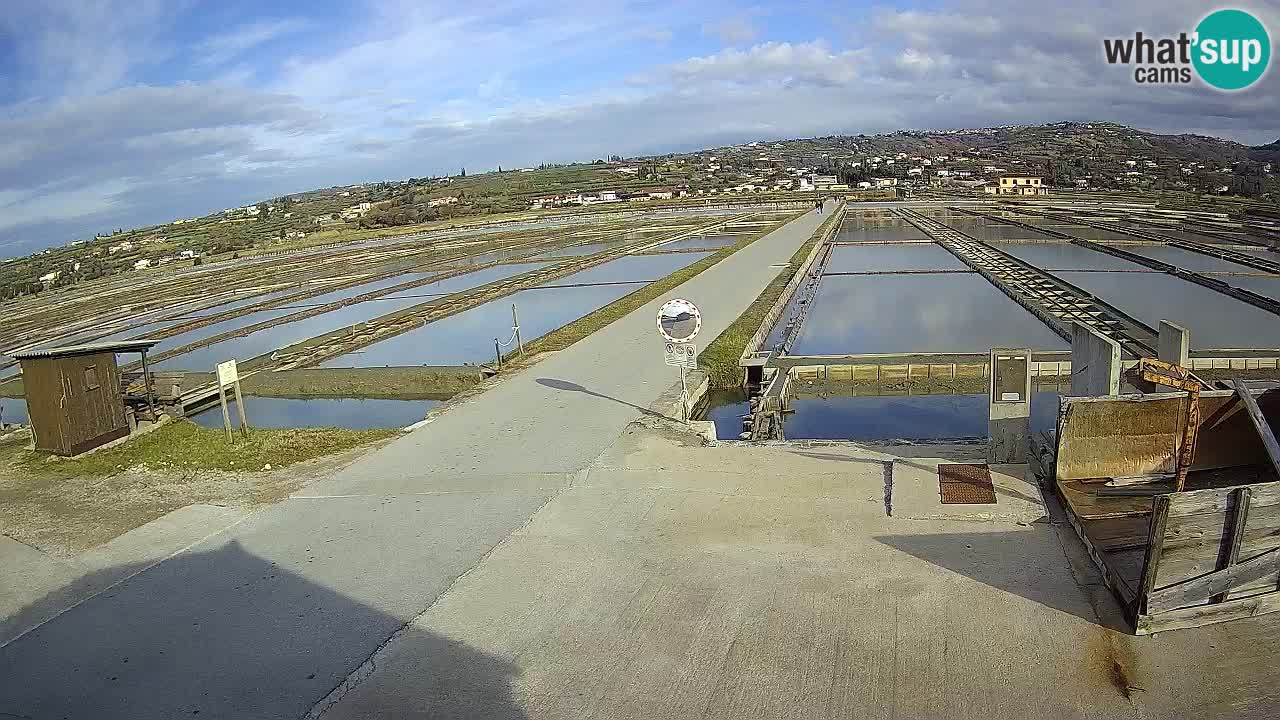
[1055, 271, 1280, 348]
[323, 252, 710, 367]
[989, 242, 1143, 271]
[657, 234, 738, 251]
[782, 392, 1060, 441]
[157, 266, 548, 370]
[825, 243, 964, 273]
[701, 384, 1062, 442]
[1113, 243, 1263, 274]
[0, 396, 27, 425]
[791, 274, 1066, 355]
[190, 396, 439, 430]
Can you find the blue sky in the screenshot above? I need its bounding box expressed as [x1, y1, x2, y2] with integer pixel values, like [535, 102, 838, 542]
[1, 0, 1277, 258]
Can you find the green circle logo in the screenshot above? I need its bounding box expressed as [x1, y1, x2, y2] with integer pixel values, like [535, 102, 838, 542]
[1193, 9, 1271, 90]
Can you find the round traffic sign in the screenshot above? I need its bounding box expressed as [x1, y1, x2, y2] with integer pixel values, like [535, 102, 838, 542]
[657, 298, 701, 343]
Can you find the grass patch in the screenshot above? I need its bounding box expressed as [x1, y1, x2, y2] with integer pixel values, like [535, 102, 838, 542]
[698, 210, 842, 388]
[516, 215, 796, 357]
[240, 368, 480, 400]
[18, 421, 395, 478]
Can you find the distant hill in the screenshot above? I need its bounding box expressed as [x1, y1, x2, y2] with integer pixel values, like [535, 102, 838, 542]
[692, 121, 1265, 168]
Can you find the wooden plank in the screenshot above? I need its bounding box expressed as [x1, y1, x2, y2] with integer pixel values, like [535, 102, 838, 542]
[1082, 515, 1157, 552]
[1155, 498, 1280, 588]
[1147, 547, 1280, 614]
[1057, 479, 1154, 520]
[1214, 487, 1252, 603]
[1054, 482, 1138, 610]
[1136, 495, 1171, 615]
[1166, 479, 1280, 516]
[1232, 379, 1280, 479]
[1138, 584, 1280, 635]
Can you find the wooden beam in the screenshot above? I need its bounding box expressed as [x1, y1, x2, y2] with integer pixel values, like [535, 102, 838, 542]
[1213, 487, 1252, 604]
[1147, 546, 1279, 614]
[1137, 584, 1280, 634]
[1231, 378, 1280, 479]
[1135, 495, 1171, 617]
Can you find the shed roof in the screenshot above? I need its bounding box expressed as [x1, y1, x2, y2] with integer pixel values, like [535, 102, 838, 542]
[11, 339, 161, 360]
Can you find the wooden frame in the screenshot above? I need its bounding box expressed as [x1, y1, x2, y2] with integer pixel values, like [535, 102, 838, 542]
[1052, 387, 1280, 633]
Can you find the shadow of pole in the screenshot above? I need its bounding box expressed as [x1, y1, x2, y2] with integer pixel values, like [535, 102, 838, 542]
[536, 377, 661, 418]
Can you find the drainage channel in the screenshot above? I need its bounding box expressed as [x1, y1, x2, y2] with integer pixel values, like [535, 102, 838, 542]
[952, 207, 1280, 319]
[895, 207, 1158, 357]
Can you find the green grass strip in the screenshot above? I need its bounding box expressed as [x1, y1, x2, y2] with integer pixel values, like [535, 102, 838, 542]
[15, 421, 395, 476]
[698, 210, 841, 388]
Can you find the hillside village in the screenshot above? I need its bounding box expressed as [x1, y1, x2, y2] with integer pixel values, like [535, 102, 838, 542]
[3, 121, 1277, 303]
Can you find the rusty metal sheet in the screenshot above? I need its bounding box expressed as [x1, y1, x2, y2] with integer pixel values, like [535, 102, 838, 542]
[939, 463, 997, 504]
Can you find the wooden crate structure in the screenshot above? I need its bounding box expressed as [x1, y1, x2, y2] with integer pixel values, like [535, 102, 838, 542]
[1052, 388, 1280, 633]
[12, 340, 159, 456]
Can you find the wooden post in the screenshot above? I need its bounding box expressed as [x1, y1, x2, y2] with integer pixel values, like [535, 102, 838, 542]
[218, 385, 234, 443]
[1135, 495, 1171, 618]
[494, 339, 503, 371]
[140, 349, 157, 422]
[1232, 379, 1280, 479]
[233, 378, 250, 438]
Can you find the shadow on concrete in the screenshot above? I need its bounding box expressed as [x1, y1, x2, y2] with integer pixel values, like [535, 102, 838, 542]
[873, 530, 1126, 632]
[787, 447, 1043, 510]
[0, 541, 526, 720]
[536, 377, 660, 417]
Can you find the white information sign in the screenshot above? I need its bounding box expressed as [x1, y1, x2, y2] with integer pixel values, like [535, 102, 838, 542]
[664, 342, 697, 368]
[216, 359, 239, 387]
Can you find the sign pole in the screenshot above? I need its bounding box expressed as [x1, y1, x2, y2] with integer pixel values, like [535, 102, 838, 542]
[219, 385, 234, 443]
[215, 359, 241, 444]
[679, 364, 689, 422]
[233, 377, 250, 438]
[513, 303, 524, 356]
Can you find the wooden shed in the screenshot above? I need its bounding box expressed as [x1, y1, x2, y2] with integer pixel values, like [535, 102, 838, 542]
[11, 340, 159, 456]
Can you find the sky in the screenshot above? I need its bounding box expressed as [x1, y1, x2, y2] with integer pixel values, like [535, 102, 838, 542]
[1, 0, 1278, 258]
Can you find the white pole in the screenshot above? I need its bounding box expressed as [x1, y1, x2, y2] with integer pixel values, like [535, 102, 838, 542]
[679, 364, 689, 422]
[513, 303, 524, 356]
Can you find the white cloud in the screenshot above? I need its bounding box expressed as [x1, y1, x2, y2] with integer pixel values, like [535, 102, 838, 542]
[198, 18, 310, 66]
[644, 41, 865, 89]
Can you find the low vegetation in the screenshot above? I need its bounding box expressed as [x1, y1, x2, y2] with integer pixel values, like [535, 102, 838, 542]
[698, 210, 841, 388]
[0, 421, 395, 555]
[13, 421, 394, 477]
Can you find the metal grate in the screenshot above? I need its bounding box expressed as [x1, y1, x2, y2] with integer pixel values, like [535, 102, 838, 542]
[938, 463, 997, 504]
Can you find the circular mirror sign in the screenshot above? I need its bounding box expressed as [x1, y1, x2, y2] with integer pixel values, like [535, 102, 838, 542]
[657, 298, 701, 343]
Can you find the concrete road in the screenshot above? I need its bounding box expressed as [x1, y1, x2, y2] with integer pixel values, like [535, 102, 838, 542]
[0, 205, 832, 719]
[316, 431, 1280, 720]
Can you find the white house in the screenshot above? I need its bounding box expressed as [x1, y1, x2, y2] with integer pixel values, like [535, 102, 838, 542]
[133, 259, 152, 270]
[907, 167, 924, 177]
